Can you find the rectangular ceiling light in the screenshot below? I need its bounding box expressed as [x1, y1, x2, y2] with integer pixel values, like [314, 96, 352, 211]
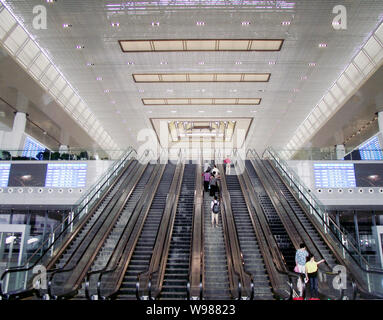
[120, 39, 283, 52]
[142, 98, 261, 105]
[133, 73, 270, 82]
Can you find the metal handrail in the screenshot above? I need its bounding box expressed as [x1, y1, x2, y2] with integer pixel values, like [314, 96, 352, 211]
[241, 152, 351, 299]
[265, 148, 373, 262]
[42, 157, 145, 299]
[234, 155, 300, 300]
[85, 159, 166, 300]
[264, 148, 383, 275]
[187, 159, 204, 300]
[45, 152, 151, 299]
[137, 157, 184, 300]
[252, 149, 383, 299]
[216, 165, 253, 300]
[0, 148, 136, 299]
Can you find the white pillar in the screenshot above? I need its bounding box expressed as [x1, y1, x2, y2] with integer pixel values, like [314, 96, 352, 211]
[4, 112, 27, 156]
[59, 145, 69, 155]
[378, 111, 383, 132]
[336, 144, 346, 160]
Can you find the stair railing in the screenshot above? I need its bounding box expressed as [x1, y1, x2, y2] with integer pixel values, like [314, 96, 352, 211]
[258, 148, 383, 298]
[216, 163, 254, 300]
[0, 147, 136, 299]
[249, 149, 362, 299]
[235, 154, 301, 299]
[136, 160, 184, 300]
[44, 156, 150, 300]
[187, 162, 204, 300]
[82, 151, 163, 300]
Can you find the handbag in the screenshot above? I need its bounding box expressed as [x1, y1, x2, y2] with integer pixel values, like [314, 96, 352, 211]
[294, 265, 300, 273]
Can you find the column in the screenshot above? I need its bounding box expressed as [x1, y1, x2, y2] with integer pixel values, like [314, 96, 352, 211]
[354, 211, 361, 252]
[59, 145, 69, 155]
[2, 112, 27, 156]
[378, 111, 383, 132]
[335, 144, 346, 160]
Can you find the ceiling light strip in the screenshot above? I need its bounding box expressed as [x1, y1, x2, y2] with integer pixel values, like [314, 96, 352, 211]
[120, 39, 283, 52]
[133, 73, 270, 82]
[142, 98, 261, 105]
[285, 20, 383, 160]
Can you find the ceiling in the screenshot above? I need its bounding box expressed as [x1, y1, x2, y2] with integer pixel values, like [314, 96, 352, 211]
[306, 64, 383, 151]
[0, 0, 383, 155]
[0, 45, 109, 152]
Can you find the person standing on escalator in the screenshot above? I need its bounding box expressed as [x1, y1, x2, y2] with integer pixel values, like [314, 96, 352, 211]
[211, 196, 220, 228]
[295, 243, 308, 297]
[203, 170, 211, 192]
[209, 172, 218, 197]
[224, 156, 231, 175]
[305, 254, 325, 300]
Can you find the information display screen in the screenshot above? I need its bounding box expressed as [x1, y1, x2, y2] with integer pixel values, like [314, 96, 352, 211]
[314, 163, 356, 188]
[354, 163, 383, 187]
[45, 163, 87, 188]
[0, 164, 11, 187]
[359, 136, 383, 160]
[22, 136, 46, 159]
[8, 164, 47, 187]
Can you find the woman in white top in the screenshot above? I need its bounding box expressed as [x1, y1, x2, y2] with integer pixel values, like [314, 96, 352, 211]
[212, 165, 219, 177]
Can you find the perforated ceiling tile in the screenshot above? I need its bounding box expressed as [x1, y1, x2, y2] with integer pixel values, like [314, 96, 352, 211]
[1, 0, 382, 153]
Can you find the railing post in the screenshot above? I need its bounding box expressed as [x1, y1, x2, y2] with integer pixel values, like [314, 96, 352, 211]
[69, 211, 74, 233]
[85, 196, 89, 214]
[324, 212, 328, 234]
[23, 263, 29, 290]
[341, 234, 347, 259]
[50, 233, 55, 257]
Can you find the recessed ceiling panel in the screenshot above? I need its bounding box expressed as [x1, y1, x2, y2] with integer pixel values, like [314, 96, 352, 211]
[120, 39, 283, 52]
[133, 73, 270, 82]
[142, 98, 261, 105]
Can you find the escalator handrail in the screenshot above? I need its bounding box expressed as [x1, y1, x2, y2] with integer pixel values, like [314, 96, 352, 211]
[138, 162, 184, 299]
[264, 148, 378, 270]
[252, 149, 361, 298]
[43, 159, 149, 299]
[235, 157, 300, 300]
[248, 152, 356, 300]
[90, 165, 163, 300]
[252, 149, 383, 299]
[86, 162, 166, 300]
[216, 169, 252, 300]
[2, 148, 135, 273]
[263, 148, 383, 275]
[242, 156, 348, 300]
[187, 162, 204, 300]
[251, 152, 334, 272]
[0, 149, 136, 298]
[240, 155, 352, 300]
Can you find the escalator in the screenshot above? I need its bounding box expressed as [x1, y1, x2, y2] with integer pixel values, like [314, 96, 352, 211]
[202, 174, 231, 300]
[77, 164, 155, 298]
[117, 163, 176, 299]
[248, 154, 351, 299]
[161, 164, 196, 299]
[245, 160, 296, 270]
[261, 159, 338, 268]
[46, 160, 148, 298]
[53, 161, 138, 270]
[225, 167, 273, 300]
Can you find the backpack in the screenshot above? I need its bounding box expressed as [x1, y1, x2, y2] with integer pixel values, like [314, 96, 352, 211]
[212, 201, 220, 213]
